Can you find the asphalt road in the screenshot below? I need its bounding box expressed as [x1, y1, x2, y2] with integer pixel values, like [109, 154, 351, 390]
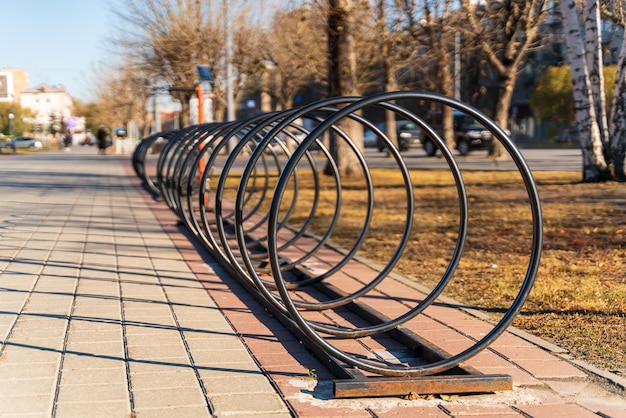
[211, 143, 584, 176]
[362, 146, 583, 172]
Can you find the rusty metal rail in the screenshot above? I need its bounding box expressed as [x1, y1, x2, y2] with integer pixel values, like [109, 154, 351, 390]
[132, 91, 543, 398]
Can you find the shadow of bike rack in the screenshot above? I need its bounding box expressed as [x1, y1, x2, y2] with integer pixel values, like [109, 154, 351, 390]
[132, 91, 543, 398]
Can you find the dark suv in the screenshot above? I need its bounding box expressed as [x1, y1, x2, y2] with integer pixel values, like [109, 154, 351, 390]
[421, 110, 492, 156]
[372, 120, 421, 152]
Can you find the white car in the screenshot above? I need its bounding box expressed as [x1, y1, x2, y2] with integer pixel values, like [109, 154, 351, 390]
[2, 136, 42, 151]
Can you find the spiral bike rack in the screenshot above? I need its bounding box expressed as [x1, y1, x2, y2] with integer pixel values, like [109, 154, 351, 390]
[132, 91, 543, 398]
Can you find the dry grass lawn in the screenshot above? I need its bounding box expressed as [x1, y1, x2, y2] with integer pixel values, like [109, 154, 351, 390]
[269, 167, 625, 377]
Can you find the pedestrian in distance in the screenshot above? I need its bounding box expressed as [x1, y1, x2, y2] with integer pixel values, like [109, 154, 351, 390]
[96, 125, 108, 155]
[64, 130, 73, 149]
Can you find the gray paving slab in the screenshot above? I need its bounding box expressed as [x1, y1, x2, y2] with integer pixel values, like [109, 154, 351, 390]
[0, 147, 291, 418]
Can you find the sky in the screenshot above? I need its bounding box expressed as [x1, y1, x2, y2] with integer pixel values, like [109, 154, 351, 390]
[3, 0, 118, 102]
[3, 0, 295, 103]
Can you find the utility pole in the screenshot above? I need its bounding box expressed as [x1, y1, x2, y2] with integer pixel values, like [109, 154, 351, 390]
[454, 32, 461, 100]
[224, 0, 236, 153]
[224, 0, 235, 122]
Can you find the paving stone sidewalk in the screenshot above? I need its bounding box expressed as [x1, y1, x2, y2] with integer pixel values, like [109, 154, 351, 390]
[0, 148, 290, 417]
[1, 147, 625, 418]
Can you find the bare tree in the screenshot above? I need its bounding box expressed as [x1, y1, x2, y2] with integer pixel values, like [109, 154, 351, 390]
[118, 0, 211, 125]
[400, 0, 458, 151]
[326, 0, 377, 97]
[93, 62, 150, 134]
[261, 5, 327, 110]
[374, 0, 423, 151]
[460, 0, 549, 158]
[110, 0, 264, 125]
[226, 7, 267, 119]
[326, 0, 366, 177]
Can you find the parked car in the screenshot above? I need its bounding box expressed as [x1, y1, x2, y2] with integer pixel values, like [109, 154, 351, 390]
[1, 136, 42, 152]
[0, 137, 12, 151]
[420, 110, 492, 156]
[363, 126, 380, 148]
[363, 120, 421, 152]
[269, 127, 324, 153]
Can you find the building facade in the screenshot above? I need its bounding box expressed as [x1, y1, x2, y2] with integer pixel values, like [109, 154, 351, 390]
[20, 84, 75, 134]
[0, 69, 28, 103]
[1, 69, 85, 144]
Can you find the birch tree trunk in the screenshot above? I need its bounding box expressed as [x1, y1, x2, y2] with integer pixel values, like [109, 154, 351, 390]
[584, 0, 609, 147]
[608, 31, 626, 181]
[560, 0, 610, 182]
